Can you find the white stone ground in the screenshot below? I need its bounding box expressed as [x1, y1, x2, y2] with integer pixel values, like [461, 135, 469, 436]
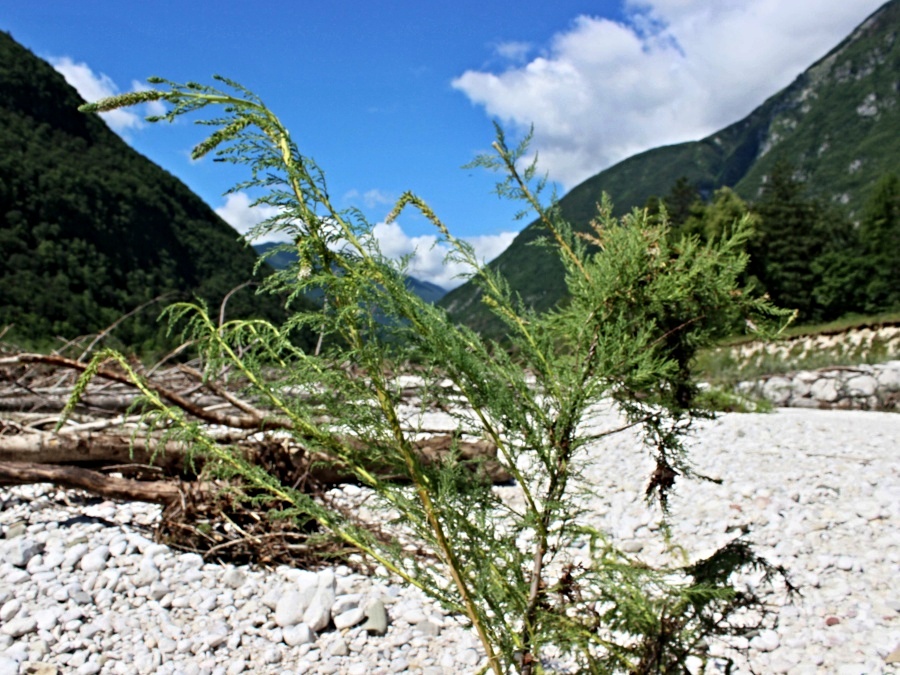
[0, 405, 898, 674]
[570, 406, 900, 674]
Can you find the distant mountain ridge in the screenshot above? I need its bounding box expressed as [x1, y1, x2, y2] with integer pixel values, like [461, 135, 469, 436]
[440, 0, 900, 333]
[0, 32, 301, 350]
[253, 242, 448, 304]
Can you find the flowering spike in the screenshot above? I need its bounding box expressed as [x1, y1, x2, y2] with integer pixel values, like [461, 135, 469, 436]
[78, 89, 166, 114]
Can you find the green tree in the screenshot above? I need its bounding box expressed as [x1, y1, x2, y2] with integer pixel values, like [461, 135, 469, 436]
[748, 162, 849, 322]
[644, 177, 705, 239]
[809, 174, 899, 321]
[858, 173, 900, 312]
[678, 187, 757, 244]
[75, 78, 793, 674]
[641, 193, 664, 227]
[663, 176, 702, 230]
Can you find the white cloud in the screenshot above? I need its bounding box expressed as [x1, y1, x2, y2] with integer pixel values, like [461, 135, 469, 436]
[215, 193, 283, 243]
[344, 188, 394, 209]
[494, 41, 533, 63]
[371, 221, 516, 289]
[50, 57, 163, 135]
[453, 0, 886, 189]
[216, 192, 515, 287]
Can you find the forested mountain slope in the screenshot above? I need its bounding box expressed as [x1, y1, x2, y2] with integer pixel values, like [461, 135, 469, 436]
[252, 242, 448, 304]
[440, 0, 899, 334]
[0, 32, 294, 351]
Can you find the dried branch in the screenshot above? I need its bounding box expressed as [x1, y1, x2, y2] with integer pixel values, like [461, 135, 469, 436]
[1, 353, 292, 430]
[0, 461, 187, 505]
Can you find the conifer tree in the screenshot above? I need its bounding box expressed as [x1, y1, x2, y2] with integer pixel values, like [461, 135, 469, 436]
[749, 162, 835, 321]
[663, 176, 702, 230]
[679, 187, 756, 244]
[859, 173, 900, 312]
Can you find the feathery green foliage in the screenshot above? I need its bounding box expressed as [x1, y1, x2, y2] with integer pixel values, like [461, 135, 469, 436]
[72, 77, 794, 673]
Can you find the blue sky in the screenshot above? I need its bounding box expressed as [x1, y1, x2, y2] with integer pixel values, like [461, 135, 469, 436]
[2, 0, 885, 287]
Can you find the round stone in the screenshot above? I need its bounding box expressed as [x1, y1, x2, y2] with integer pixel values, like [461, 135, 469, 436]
[283, 623, 314, 647]
[327, 638, 349, 657]
[750, 629, 780, 652]
[222, 567, 246, 589]
[0, 599, 22, 622]
[3, 537, 42, 568]
[333, 606, 366, 630]
[1, 615, 38, 638]
[79, 546, 110, 573]
[275, 590, 306, 628]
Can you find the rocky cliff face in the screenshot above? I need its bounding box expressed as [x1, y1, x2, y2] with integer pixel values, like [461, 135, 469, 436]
[732, 0, 900, 210]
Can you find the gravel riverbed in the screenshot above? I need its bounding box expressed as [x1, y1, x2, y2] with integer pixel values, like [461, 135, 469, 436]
[0, 406, 898, 674]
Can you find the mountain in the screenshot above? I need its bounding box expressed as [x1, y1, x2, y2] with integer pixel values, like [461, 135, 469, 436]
[403, 277, 447, 304]
[0, 32, 304, 351]
[440, 0, 900, 334]
[253, 242, 448, 304]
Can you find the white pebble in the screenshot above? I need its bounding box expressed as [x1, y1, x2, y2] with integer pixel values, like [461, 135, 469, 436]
[80, 546, 110, 572]
[0, 599, 21, 622]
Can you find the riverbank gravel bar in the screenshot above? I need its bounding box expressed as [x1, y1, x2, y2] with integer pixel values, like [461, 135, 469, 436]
[1, 406, 898, 674]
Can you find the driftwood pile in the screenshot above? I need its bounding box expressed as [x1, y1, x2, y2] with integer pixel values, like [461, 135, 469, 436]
[0, 349, 506, 565]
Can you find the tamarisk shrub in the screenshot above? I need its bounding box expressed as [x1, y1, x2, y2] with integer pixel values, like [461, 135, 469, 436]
[76, 77, 794, 674]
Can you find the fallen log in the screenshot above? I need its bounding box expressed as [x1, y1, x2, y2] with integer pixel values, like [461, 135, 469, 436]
[0, 430, 512, 484]
[0, 428, 191, 472]
[0, 461, 186, 505]
[0, 351, 511, 565]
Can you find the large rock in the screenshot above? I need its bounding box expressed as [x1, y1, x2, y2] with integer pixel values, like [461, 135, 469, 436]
[845, 374, 877, 397]
[327, 637, 349, 657]
[0, 656, 18, 675]
[31, 608, 60, 632]
[876, 363, 900, 391]
[79, 546, 110, 573]
[222, 567, 246, 589]
[1, 615, 37, 638]
[2, 537, 41, 568]
[0, 599, 21, 623]
[3, 522, 27, 539]
[62, 543, 90, 569]
[749, 629, 779, 652]
[282, 623, 314, 647]
[294, 570, 319, 607]
[810, 378, 840, 403]
[303, 569, 336, 632]
[333, 606, 366, 630]
[274, 590, 306, 628]
[274, 571, 319, 627]
[363, 598, 389, 636]
[762, 376, 793, 405]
